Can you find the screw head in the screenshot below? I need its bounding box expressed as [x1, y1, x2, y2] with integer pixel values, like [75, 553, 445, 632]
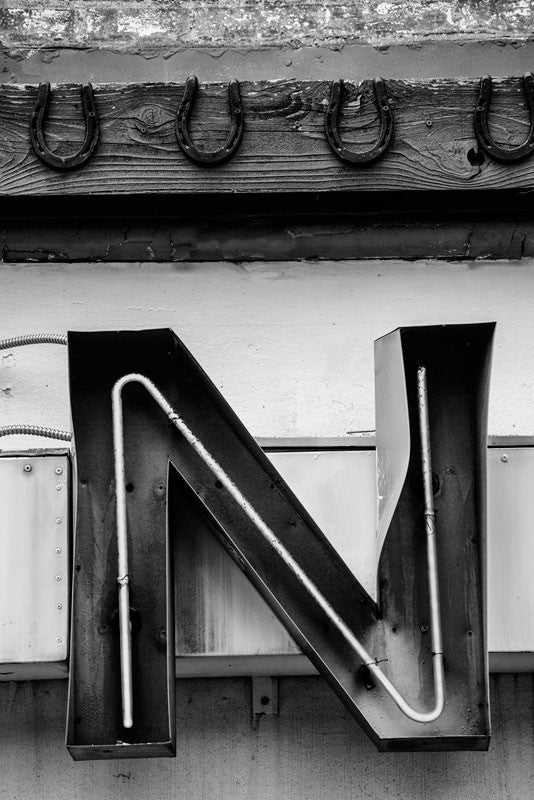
[501, 454, 509, 463]
[23, 464, 32, 473]
[55, 467, 63, 475]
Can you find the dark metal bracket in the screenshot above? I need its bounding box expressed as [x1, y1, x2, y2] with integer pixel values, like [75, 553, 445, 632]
[175, 75, 244, 166]
[474, 73, 534, 163]
[324, 78, 394, 165]
[29, 82, 99, 171]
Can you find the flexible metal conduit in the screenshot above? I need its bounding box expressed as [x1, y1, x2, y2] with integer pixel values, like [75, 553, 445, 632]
[0, 424, 71, 440]
[0, 334, 70, 442]
[0, 334, 68, 351]
[112, 371, 445, 730]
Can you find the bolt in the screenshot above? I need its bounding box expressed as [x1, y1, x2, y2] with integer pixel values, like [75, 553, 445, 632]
[55, 467, 63, 475]
[56, 603, 63, 611]
[55, 547, 62, 554]
[501, 454, 509, 463]
[23, 464, 32, 473]
[55, 575, 62, 582]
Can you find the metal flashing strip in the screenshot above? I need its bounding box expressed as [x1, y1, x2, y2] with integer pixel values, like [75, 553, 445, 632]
[260, 435, 534, 451]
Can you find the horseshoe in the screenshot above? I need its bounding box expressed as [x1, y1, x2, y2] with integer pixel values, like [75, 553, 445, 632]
[474, 73, 534, 163]
[30, 82, 99, 170]
[175, 75, 244, 166]
[325, 78, 393, 165]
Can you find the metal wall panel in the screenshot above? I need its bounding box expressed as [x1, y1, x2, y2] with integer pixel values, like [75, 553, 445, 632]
[0, 453, 69, 677]
[488, 448, 534, 668]
[178, 445, 534, 672]
[175, 449, 377, 667]
[1, 447, 533, 677]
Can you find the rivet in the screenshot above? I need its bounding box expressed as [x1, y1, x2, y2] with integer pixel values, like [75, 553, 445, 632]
[501, 454, 509, 463]
[55, 467, 63, 475]
[23, 464, 32, 473]
[55, 547, 62, 554]
[56, 484, 62, 491]
[56, 637, 62, 644]
[426, 119, 433, 127]
[421, 624, 429, 633]
[56, 603, 63, 611]
[55, 518, 62, 524]
[55, 575, 62, 582]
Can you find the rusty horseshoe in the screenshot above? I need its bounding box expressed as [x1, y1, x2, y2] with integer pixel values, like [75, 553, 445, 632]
[474, 73, 534, 163]
[30, 82, 99, 170]
[175, 75, 244, 166]
[325, 77, 393, 165]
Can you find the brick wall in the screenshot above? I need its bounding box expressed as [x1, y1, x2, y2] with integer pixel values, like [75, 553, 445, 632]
[0, 1, 533, 50]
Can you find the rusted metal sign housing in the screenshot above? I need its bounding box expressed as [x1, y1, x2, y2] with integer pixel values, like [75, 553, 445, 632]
[373, 323, 493, 750]
[67, 333, 176, 759]
[66, 324, 492, 758]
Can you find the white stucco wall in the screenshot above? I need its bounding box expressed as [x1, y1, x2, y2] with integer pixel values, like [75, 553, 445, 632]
[1, 675, 533, 800]
[1, 259, 533, 448]
[2, 259, 534, 789]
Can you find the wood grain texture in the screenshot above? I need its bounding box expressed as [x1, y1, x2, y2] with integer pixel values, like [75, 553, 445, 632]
[0, 675, 532, 799]
[2, 78, 534, 195]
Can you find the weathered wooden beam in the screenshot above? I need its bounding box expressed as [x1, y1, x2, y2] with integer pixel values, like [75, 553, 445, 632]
[1, 212, 530, 262]
[1, 78, 534, 195]
[1, 191, 532, 261]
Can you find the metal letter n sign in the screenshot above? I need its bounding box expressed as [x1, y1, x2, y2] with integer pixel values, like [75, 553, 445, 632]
[66, 323, 494, 759]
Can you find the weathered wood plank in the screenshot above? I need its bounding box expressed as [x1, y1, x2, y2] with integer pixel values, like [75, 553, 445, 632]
[1, 78, 534, 195]
[1, 212, 531, 262]
[1, 191, 532, 261]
